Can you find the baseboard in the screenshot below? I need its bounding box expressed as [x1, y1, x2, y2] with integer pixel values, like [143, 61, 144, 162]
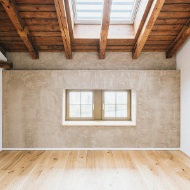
[1, 148, 180, 151]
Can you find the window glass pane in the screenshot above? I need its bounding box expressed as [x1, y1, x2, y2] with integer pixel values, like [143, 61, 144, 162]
[110, 11, 131, 20]
[81, 105, 93, 117]
[111, 4, 133, 11]
[69, 92, 80, 104]
[113, 0, 134, 2]
[76, 0, 102, 3]
[104, 105, 115, 117]
[111, 0, 136, 21]
[77, 12, 102, 20]
[104, 92, 115, 104]
[81, 92, 93, 104]
[69, 105, 80, 117]
[116, 105, 127, 117]
[77, 4, 102, 11]
[116, 92, 128, 104]
[104, 91, 129, 118]
[74, 0, 139, 23]
[76, 0, 103, 21]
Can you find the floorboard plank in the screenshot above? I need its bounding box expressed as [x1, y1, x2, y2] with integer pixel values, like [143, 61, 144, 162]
[0, 151, 189, 190]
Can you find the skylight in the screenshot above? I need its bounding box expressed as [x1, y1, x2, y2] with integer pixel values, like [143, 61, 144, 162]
[72, 0, 140, 24]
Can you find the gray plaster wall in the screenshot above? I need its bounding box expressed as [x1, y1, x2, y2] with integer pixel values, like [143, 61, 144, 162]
[6, 52, 176, 70]
[3, 70, 180, 148]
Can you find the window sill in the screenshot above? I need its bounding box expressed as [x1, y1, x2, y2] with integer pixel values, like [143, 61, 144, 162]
[62, 121, 136, 127]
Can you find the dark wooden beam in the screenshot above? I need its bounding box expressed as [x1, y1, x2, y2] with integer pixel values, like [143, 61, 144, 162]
[166, 19, 190, 58]
[54, 0, 72, 59]
[0, 61, 13, 69]
[132, 0, 165, 59]
[1, 0, 39, 59]
[0, 45, 6, 57]
[99, 0, 112, 59]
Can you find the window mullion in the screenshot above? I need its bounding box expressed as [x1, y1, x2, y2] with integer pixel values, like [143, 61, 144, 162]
[94, 90, 102, 120]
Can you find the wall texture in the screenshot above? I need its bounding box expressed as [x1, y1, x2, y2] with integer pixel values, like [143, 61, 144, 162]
[177, 38, 190, 157]
[6, 52, 176, 70]
[3, 70, 180, 148]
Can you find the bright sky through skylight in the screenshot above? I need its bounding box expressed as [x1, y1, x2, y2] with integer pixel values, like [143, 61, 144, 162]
[74, 0, 140, 24]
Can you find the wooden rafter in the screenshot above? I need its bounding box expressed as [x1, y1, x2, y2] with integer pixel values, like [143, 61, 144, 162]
[0, 61, 13, 69]
[166, 19, 190, 58]
[1, 0, 39, 59]
[64, 0, 74, 41]
[54, 0, 72, 59]
[99, 0, 112, 59]
[134, 0, 154, 43]
[132, 0, 165, 59]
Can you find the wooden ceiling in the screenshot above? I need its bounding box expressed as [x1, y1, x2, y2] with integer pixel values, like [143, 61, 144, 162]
[0, 0, 190, 59]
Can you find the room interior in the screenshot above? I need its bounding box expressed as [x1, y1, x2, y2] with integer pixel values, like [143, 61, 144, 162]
[0, 0, 190, 189]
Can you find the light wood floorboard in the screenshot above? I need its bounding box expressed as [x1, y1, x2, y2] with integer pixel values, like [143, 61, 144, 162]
[0, 151, 190, 190]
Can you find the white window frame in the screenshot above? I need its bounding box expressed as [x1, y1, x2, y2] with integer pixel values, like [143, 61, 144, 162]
[72, 0, 141, 25]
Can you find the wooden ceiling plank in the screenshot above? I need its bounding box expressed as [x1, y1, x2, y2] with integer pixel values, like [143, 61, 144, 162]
[16, 0, 54, 4]
[155, 18, 188, 25]
[165, 0, 190, 3]
[54, 0, 72, 59]
[1, 0, 39, 59]
[166, 19, 190, 58]
[20, 12, 57, 19]
[99, 0, 112, 59]
[24, 18, 58, 25]
[162, 4, 190, 12]
[0, 61, 13, 69]
[159, 12, 190, 18]
[17, 5, 56, 12]
[132, 0, 165, 59]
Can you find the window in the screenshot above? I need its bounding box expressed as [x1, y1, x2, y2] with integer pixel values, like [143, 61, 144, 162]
[66, 90, 131, 121]
[66, 91, 94, 120]
[103, 91, 130, 120]
[72, 0, 141, 24]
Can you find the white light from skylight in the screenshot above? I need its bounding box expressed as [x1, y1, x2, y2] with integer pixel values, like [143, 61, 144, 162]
[73, 0, 140, 24]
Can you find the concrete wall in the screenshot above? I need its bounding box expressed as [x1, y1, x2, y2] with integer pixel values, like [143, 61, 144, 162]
[7, 52, 176, 70]
[3, 70, 180, 148]
[177, 38, 190, 157]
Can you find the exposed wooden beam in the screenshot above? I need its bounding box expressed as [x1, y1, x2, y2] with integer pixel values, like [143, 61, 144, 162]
[54, 0, 72, 59]
[0, 45, 6, 57]
[64, 0, 74, 41]
[132, 0, 165, 59]
[166, 19, 190, 58]
[0, 61, 13, 69]
[134, 0, 154, 43]
[99, 0, 112, 59]
[1, 0, 39, 59]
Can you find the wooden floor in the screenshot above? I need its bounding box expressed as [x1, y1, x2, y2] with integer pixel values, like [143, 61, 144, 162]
[0, 151, 190, 190]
